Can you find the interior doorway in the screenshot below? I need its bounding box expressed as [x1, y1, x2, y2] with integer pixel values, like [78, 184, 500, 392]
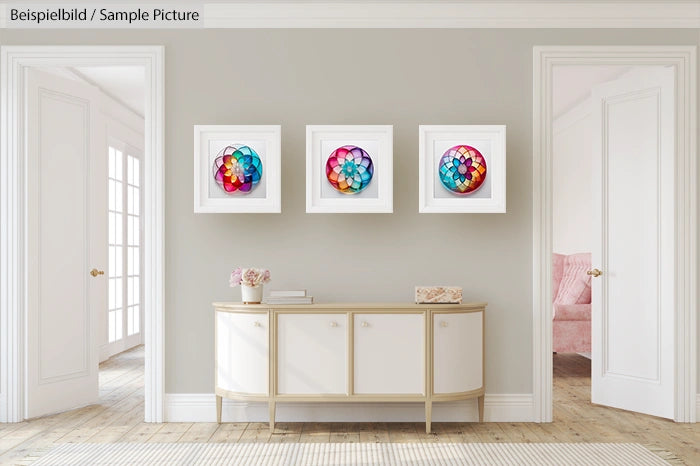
[532, 46, 697, 423]
[551, 65, 635, 416]
[0, 46, 164, 423]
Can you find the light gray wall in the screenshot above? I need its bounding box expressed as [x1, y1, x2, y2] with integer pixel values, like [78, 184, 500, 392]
[1, 29, 698, 396]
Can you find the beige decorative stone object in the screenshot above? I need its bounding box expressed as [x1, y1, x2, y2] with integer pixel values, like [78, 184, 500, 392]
[415, 286, 463, 304]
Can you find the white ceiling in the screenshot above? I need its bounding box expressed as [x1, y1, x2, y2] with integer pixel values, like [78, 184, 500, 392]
[72, 66, 145, 117]
[552, 65, 631, 119]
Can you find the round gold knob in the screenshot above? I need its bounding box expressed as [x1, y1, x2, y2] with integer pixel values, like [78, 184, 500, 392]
[253, 321, 261, 327]
[440, 321, 448, 328]
[587, 268, 603, 277]
[90, 268, 104, 277]
[329, 321, 338, 328]
[361, 321, 369, 328]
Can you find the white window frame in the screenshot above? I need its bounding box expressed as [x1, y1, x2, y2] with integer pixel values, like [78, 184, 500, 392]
[105, 136, 144, 358]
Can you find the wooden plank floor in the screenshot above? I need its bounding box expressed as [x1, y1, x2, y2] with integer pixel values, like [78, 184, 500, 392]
[0, 348, 698, 464]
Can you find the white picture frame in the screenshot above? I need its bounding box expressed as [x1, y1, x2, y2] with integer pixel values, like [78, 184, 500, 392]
[194, 125, 281, 213]
[306, 125, 393, 213]
[419, 125, 506, 213]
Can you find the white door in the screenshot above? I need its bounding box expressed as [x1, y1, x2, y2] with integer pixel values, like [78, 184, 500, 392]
[26, 69, 105, 418]
[277, 314, 347, 394]
[590, 66, 675, 419]
[354, 313, 424, 394]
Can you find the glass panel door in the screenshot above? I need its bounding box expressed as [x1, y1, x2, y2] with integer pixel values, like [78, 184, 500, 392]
[107, 142, 143, 355]
[126, 154, 140, 337]
[108, 147, 124, 344]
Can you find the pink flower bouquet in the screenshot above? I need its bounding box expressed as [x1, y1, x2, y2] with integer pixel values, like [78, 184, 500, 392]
[230, 267, 271, 288]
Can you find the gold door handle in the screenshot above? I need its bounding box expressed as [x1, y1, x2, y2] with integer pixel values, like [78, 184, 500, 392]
[587, 268, 602, 277]
[90, 268, 105, 277]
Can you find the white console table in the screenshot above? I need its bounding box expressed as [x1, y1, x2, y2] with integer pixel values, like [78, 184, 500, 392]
[213, 302, 486, 433]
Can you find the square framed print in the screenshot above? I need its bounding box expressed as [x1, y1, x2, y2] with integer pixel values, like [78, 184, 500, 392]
[306, 125, 393, 213]
[194, 125, 281, 213]
[419, 125, 506, 213]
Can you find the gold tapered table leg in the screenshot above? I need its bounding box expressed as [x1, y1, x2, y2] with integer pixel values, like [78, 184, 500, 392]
[425, 400, 432, 433]
[478, 395, 484, 423]
[269, 401, 276, 432]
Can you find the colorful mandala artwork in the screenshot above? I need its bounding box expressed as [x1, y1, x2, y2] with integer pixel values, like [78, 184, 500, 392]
[212, 145, 263, 194]
[325, 145, 374, 194]
[438, 145, 487, 194]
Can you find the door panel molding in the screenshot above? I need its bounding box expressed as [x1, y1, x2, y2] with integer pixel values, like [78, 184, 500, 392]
[0, 46, 165, 423]
[35, 87, 91, 385]
[601, 86, 663, 384]
[532, 46, 697, 422]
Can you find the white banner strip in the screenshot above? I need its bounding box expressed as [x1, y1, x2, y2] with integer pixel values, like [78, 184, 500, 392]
[1, 2, 699, 29]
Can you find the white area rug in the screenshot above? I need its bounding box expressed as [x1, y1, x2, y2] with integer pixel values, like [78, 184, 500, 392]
[30, 442, 670, 465]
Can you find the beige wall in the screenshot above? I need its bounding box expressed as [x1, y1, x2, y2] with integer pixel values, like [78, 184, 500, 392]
[1, 29, 698, 395]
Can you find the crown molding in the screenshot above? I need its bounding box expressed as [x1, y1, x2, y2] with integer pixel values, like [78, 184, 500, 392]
[202, 2, 700, 29]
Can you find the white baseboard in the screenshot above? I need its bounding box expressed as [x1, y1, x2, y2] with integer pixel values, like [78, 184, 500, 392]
[696, 394, 700, 422]
[164, 393, 534, 423]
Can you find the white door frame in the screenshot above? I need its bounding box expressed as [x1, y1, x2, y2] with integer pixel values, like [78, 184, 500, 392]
[0, 46, 165, 423]
[532, 46, 697, 422]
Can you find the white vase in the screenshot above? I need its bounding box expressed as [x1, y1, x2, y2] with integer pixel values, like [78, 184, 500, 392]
[241, 285, 263, 304]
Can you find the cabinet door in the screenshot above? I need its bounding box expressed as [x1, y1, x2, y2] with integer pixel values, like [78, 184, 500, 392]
[216, 311, 268, 394]
[354, 313, 424, 394]
[277, 313, 347, 394]
[433, 311, 483, 394]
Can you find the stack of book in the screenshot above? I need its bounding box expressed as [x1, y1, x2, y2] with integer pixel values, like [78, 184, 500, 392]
[263, 290, 314, 305]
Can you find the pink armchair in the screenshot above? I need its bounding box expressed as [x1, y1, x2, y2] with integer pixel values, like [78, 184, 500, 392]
[552, 253, 591, 353]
